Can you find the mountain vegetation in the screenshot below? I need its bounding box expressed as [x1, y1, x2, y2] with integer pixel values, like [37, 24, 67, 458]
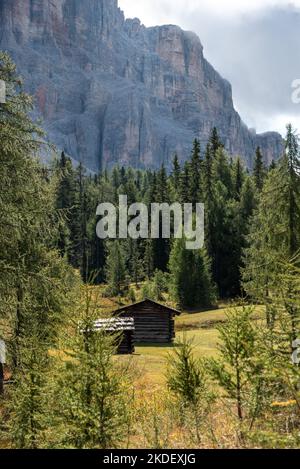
[1, 52, 300, 449]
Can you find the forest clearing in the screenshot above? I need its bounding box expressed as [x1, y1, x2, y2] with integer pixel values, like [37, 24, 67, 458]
[1, 47, 300, 451]
[114, 302, 265, 387]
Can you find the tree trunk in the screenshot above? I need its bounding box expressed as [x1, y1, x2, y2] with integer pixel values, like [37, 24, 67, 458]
[236, 367, 243, 421]
[0, 362, 4, 395]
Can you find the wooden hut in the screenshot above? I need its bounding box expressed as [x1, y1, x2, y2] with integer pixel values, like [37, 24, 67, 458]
[113, 299, 181, 344]
[93, 318, 135, 355]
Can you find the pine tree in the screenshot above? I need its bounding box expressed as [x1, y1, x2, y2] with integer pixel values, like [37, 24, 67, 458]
[167, 335, 206, 406]
[201, 144, 252, 297]
[171, 154, 181, 200]
[202, 143, 215, 285]
[253, 147, 265, 191]
[213, 147, 233, 196]
[87, 221, 106, 285]
[229, 177, 257, 296]
[122, 167, 138, 206]
[208, 307, 259, 422]
[203, 164, 232, 298]
[285, 124, 300, 256]
[55, 152, 75, 257]
[58, 289, 131, 449]
[156, 164, 170, 204]
[259, 259, 300, 393]
[126, 239, 144, 286]
[243, 125, 300, 315]
[0, 53, 78, 447]
[209, 127, 223, 158]
[0, 52, 77, 368]
[166, 335, 215, 445]
[144, 239, 155, 279]
[105, 241, 126, 296]
[151, 165, 171, 272]
[240, 177, 257, 220]
[169, 238, 215, 309]
[189, 139, 202, 204]
[233, 157, 244, 200]
[203, 144, 213, 202]
[67, 163, 90, 281]
[7, 336, 51, 449]
[179, 161, 191, 204]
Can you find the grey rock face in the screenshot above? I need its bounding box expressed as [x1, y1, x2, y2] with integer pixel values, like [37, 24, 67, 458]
[0, 0, 283, 171]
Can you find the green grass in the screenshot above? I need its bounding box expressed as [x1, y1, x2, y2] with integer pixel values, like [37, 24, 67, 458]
[124, 304, 265, 386]
[131, 329, 220, 386]
[177, 304, 265, 330]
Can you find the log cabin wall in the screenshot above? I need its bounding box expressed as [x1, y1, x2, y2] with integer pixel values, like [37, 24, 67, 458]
[117, 301, 177, 344]
[117, 331, 135, 354]
[93, 318, 135, 355]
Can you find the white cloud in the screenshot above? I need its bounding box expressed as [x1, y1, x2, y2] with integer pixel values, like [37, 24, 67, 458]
[118, 0, 300, 136]
[119, 0, 300, 24]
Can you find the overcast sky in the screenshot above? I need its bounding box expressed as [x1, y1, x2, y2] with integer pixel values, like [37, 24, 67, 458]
[119, 0, 300, 137]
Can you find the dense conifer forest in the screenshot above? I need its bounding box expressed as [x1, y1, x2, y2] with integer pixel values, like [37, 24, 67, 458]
[1, 52, 300, 450]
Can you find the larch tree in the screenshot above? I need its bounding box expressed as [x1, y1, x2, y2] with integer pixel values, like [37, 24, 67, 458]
[57, 287, 131, 449]
[0, 52, 78, 448]
[243, 124, 300, 327]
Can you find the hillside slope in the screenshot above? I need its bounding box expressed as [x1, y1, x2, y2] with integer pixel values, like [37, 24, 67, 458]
[0, 0, 283, 171]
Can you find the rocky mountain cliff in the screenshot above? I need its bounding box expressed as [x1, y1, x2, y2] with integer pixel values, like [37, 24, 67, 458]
[0, 0, 283, 171]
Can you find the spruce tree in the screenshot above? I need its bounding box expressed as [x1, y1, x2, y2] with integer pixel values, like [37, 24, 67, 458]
[179, 162, 191, 204]
[151, 165, 171, 272]
[105, 241, 126, 296]
[126, 239, 144, 286]
[171, 154, 181, 200]
[203, 144, 213, 202]
[253, 146, 265, 191]
[169, 238, 215, 309]
[203, 154, 233, 298]
[234, 157, 244, 201]
[189, 139, 202, 204]
[144, 239, 155, 279]
[213, 147, 233, 196]
[209, 127, 224, 158]
[55, 152, 75, 257]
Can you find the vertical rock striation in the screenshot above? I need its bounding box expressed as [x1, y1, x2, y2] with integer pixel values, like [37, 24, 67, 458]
[0, 0, 283, 171]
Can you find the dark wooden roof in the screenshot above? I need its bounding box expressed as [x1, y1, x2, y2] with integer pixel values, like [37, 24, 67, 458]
[94, 318, 135, 331]
[113, 298, 181, 316]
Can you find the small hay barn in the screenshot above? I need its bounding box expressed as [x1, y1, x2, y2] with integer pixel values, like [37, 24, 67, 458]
[113, 299, 181, 344]
[93, 317, 135, 355]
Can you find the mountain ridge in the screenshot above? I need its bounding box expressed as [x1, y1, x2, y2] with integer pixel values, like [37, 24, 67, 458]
[0, 0, 283, 171]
